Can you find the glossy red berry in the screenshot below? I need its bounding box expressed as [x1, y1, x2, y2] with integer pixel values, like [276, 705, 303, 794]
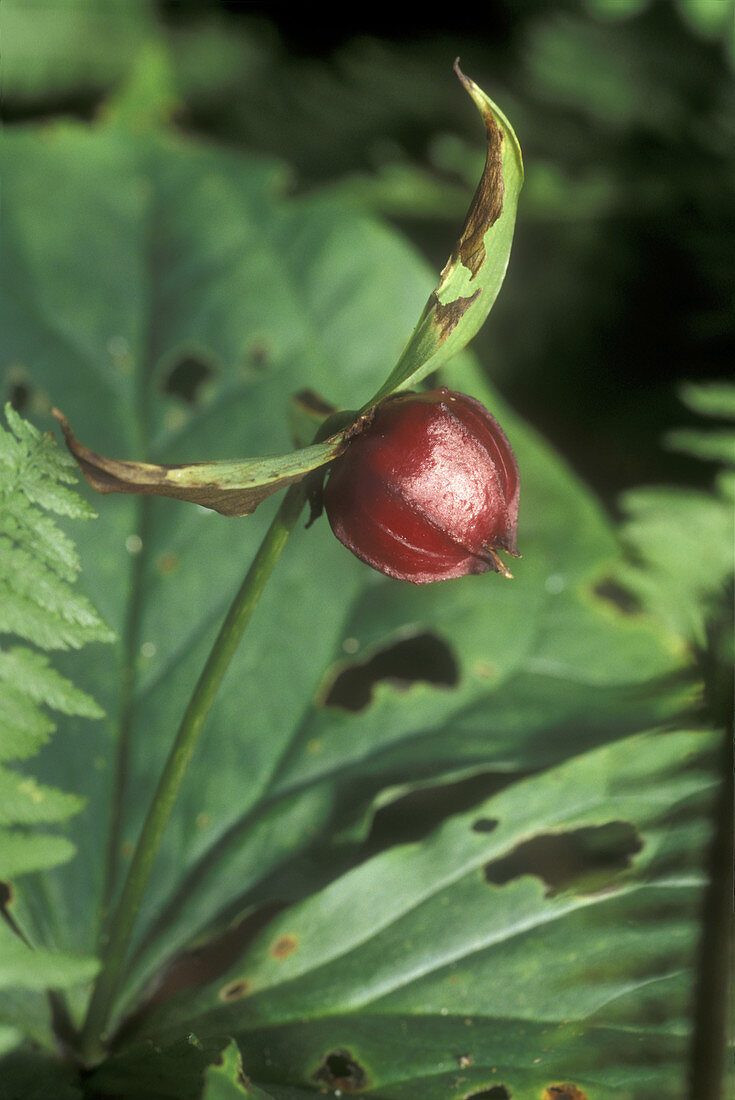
[324, 387, 519, 584]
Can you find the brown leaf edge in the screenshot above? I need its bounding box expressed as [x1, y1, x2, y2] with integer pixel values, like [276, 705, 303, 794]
[51, 408, 346, 518]
[366, 60, 518, 408]
[447, 57, 506, 282]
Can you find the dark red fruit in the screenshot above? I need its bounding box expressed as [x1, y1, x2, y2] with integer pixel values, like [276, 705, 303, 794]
[324, 387, 519, 584]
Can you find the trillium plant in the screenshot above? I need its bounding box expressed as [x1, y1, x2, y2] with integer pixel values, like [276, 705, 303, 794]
[53, 59, 524, 1072]
[2, 52, 726, 1100]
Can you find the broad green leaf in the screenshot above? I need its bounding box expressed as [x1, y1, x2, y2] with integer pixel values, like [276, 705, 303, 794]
[0, 1027, 24, 1058]
[368, 62, 524, 404]
[202, 1040, 276, 1100]
[111, 362, 690, 1017]
[0, 101, 711, 1096]
[0, 0, 153, 104]
[99, 727, 718, 1099]
[0, 1050, 84, 1100]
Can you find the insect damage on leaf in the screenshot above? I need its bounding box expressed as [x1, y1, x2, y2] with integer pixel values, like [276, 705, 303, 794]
[269, 934, 298, 959]
[395, 63, 506, 356]
[218, 978, 250, 1002]
[366, 62, 522, 406]
[52, 408, 345, 518]
[483, 822, 643, 896]
[431, 288, 482, 341]
[312, 1050, 368, 1092]
[463, 1087, 511, 1100]
[543, 1085, 588, 1100]
[448, 59, 505, 280]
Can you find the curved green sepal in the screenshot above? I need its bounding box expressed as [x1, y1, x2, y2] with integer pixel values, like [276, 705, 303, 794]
[53, 409, 345, 519]
[367, 61, 524, 406]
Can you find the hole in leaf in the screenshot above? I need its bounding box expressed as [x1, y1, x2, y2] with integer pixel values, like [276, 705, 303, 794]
[543, 1086, 588, 1100]
[593, 578, 642, 615]
[163, 355, 216, 405]
[323, 631, 459, 711]
[464, 1087, 512, 1100]
[312, 1049, 368, 1092]
[472, 817, 499, 834]
[364, 776, 509, 858]
[484, 821, 643, 895]
[8, 382, 32, 414]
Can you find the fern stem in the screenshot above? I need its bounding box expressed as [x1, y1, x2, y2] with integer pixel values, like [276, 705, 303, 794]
[78, 482, 306, 1064]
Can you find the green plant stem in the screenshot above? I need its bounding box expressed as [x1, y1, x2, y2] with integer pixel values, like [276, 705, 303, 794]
[78, 482, 306, 1065]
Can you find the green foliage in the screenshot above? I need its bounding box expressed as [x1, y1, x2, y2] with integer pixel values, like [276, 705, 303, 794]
[201, 1040, 276, 1100]
[0, 0, 155, 106]
[0, 406, 111, 1002]
[0, 7, 730, 1098]
[95, 727, 714, 1100]
[615, 382, 735, 648]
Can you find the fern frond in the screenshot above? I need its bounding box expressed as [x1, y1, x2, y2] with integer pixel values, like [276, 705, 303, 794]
[0, 403, 114, 893]
[616, 382, 735, 645]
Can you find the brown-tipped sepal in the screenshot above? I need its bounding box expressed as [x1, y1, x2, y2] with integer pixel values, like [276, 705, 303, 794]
[51, 408, 345, 518]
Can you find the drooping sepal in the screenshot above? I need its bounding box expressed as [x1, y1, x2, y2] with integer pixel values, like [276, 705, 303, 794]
[52, 409, 345, 518]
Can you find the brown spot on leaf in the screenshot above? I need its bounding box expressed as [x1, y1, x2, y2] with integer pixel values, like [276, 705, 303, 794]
[543, 1085, 588, 1100]
[158, 552, 179, 575]
[449, 60, 505, 280]
[51, 407, 336, 517]
[433, 289, 482, 341]
[312, 1049, 368, 1092]
[270, 933, 298, 959]
[463, 1087, 511, 1100]
[218, 978, 250, 1002]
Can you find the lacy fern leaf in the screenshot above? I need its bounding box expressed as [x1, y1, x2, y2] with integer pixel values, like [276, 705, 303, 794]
[0, 403, 114, 890]
[615, 381, 735, 646]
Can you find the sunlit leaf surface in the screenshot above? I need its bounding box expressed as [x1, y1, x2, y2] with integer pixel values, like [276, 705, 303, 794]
[0, 78, 718, 1099]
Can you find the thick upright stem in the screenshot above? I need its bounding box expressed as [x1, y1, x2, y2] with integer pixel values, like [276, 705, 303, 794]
[78, 483, 306, 1064]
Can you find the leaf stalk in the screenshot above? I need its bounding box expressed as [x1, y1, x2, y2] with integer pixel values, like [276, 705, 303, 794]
[78, 482, 306, 1065]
